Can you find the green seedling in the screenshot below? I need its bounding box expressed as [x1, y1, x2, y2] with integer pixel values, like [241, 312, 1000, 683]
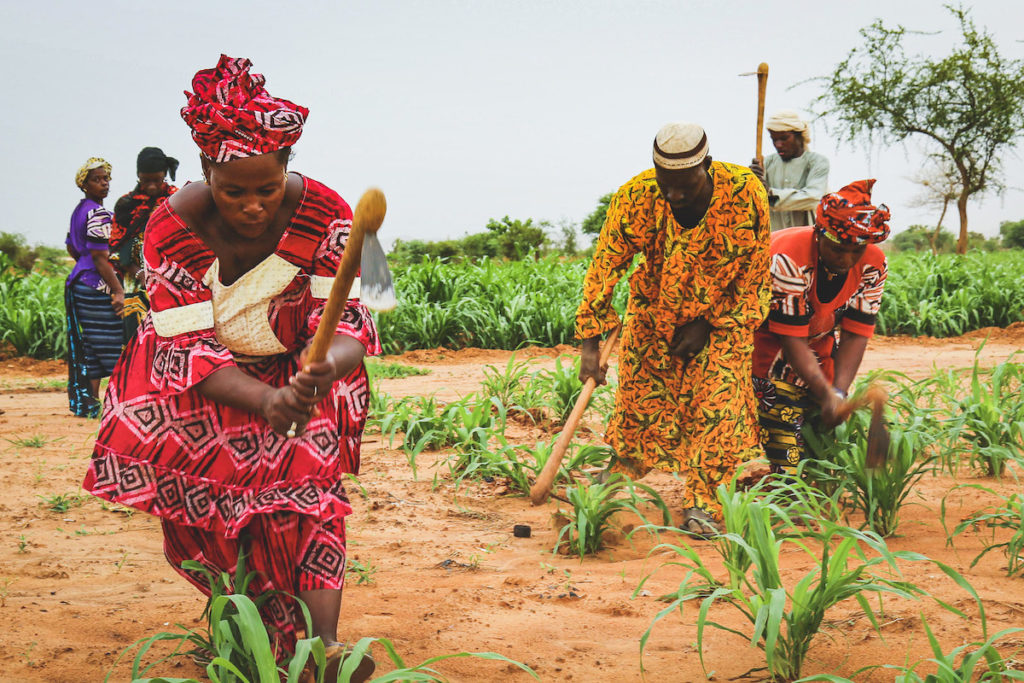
[943, 484, 1024, 578]
[555, 474, 671, 557]
[365, 358, 430, 380]
[106, 553, 538, 682]
[346, 558, 378, 586]
[7, 434, 61, 449]
[37, 491, 88, 514]
[802, 406, 936, 537]
[638, 486, 984, 682]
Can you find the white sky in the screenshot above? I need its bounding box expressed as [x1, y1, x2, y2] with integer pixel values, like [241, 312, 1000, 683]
[4, 0, 1023, 249]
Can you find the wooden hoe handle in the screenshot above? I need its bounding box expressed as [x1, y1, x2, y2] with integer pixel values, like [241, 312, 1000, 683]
[755, 62, 769, 163]
[306, 188, 387, 364]
[529, 325, 621, 506]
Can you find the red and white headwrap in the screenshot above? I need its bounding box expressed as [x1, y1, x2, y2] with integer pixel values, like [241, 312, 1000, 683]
[815, 179, 891, 245]
[180, 55, 309, 162]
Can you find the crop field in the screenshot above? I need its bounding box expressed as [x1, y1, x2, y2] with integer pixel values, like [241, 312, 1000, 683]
[1, 330, 1023, 681]
[3, 251, 1024, 359]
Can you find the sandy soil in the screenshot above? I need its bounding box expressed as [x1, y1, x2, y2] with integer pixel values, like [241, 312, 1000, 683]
[0, 332, 1022, 682]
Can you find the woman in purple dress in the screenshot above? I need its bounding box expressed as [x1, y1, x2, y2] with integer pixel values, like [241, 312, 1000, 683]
[65, 158, 125, 417]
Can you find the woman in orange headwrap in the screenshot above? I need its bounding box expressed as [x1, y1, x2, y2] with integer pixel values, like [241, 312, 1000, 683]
[752, 180, 890, 474]
[83, 55, 377, 680]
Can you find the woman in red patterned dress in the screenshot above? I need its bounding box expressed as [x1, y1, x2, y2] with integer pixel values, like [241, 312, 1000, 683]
[83, 55, 378, 680]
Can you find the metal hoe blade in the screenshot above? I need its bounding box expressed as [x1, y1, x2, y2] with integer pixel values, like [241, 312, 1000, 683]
[359, 231, 397, 311]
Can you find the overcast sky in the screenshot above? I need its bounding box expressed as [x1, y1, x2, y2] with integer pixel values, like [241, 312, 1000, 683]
[4, 0, 1023, 249]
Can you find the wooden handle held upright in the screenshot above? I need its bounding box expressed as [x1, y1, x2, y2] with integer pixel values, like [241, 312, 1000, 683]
[755, 62, 769, 163]
[529, 325, 621, 506]
[306, 188, 387, 365]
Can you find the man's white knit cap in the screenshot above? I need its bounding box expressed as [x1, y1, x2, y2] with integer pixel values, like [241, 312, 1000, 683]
[653, 122, 709, 170]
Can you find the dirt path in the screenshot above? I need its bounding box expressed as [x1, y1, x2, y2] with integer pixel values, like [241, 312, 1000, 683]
[0, 333, 1022, 682]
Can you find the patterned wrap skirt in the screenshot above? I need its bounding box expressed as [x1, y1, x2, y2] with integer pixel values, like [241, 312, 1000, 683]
[65, 281, 123, 417]
[754, 376, 812, 474]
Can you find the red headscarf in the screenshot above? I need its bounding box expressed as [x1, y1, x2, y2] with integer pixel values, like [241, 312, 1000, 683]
[814, 179, 891, 245]
[180, 55, 309, 162]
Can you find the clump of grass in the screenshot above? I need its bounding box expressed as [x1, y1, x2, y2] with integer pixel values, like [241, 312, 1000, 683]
[943, 484, 1024, 578]
[556, 474, 670, 557]
[879, 616, 1023, 682]
[6, 434, 61, 449]
[365, 390, 394, 434]
[37, 491, 89, 513]
[346, 558, 378, 586]
[953, 353, 1024, 478]
[378, 395, 457, 479]
[108, 558, 537, 682]
[638, 486, 982, 682]
[365, 359, 430, 381]
[537, 356, 584, 425]
[801, 405, 936, 537]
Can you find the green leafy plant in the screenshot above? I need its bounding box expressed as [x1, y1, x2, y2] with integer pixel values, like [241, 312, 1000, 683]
[0, 577, 14, 607]
[953, 354, 1024, 478]
[537, 356, 584, 425]
[37, 491, 88, 513]
[7, 434, 60, 449]
[556, 474, 671, 557]
[638, 491, 981, 682]
[346, 559, 378, 586]
[480, 355, 540, 413]
[6, 251, 1024, 361]
[0, 253, 68, 359]
[801, 408, 936, 537]
[942, 484, 1024, 577]
[378, 395, 459, 479]
[365, 391, 394, 434]
[365, 359, 430, 381]
[108, 558, 537, 683]
[882, 617, 1023, 682]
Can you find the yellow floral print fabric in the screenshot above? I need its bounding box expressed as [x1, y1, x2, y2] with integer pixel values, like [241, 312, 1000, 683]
[576, 161, 771, 515]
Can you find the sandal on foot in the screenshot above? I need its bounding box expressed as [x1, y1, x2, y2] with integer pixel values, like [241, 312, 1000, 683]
[189, 646, 214, 667]
[680, 508, 721, 539]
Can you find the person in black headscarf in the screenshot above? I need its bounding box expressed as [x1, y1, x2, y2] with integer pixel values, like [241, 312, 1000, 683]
[110, 147, 180, 342]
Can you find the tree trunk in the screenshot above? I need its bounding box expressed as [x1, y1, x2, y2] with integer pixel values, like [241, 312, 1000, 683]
[931, 199, 949, 254]
[956, 188, 969, 255]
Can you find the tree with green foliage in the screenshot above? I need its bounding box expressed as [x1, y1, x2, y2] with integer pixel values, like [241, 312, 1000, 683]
[814, 5, 1024, 254]
[1001, 220, 1024, 250]
[0, 232, 41, 271]
[891, 225, 954, 253]
[484, 215, 547, 259]
[581, 193, 613, 235]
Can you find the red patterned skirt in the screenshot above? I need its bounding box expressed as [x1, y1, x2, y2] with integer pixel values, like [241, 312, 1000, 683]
[163, 511, 346, 653]
[84, 318, 373, 652]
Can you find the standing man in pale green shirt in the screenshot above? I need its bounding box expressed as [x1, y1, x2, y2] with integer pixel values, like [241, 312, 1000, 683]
[750, 110, 830, 230]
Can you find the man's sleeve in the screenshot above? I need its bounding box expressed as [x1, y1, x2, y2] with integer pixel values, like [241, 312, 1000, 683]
[707, 183, 772, 329]
[771, 154, 830, 212]
[574, 189, 638, 339]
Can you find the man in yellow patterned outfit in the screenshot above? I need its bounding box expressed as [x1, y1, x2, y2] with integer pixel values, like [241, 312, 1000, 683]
[577, 122, 771, 535]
